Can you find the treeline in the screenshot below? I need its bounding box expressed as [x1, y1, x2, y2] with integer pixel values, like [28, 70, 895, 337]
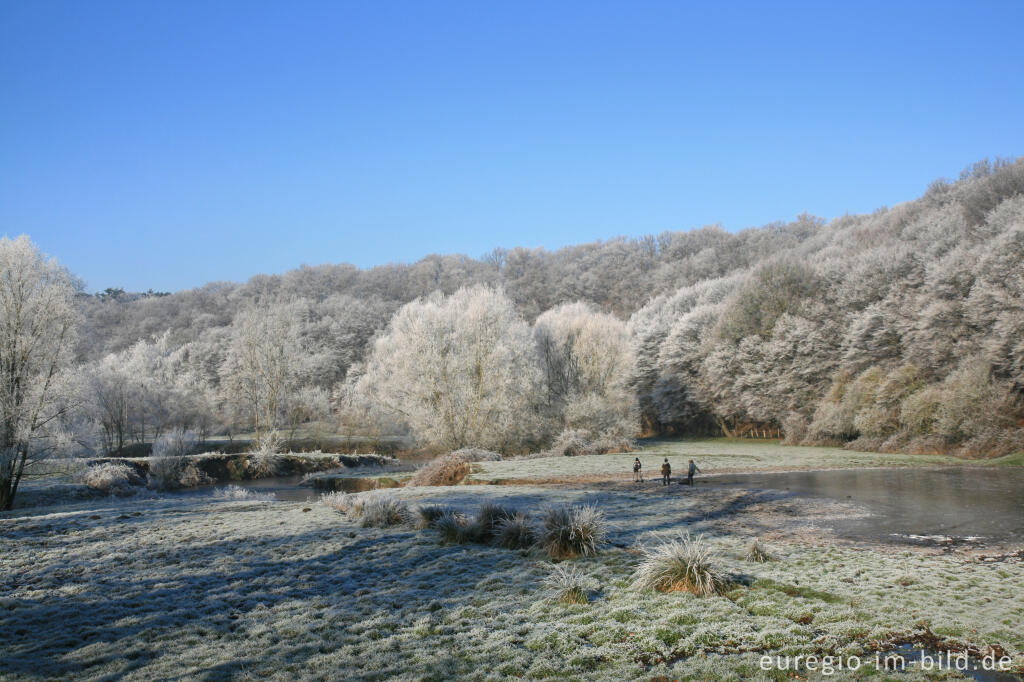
[19, 157, 1024, 461]
[632, 158, 1024, 456]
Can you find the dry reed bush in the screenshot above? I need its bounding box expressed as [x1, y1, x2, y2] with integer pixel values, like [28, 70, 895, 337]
[541, 563, 594, 604]
[75, 463, 138, 492]
[540, 504, 608, 559]
[494, 512, 536, 549]
[745, 539, 774, 563]
[405, 447, 501, 487]
[632, 534, 727, 596]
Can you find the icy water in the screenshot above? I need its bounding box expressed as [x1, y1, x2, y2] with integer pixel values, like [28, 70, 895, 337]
[704, 467, 1024, 545]
[218, 466, 1024, 545]
[222, 475, 319, 503]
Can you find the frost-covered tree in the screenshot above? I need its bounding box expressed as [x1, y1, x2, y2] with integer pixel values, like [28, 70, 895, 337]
[220, 304, 305, 438]
[533, 302, 636, 437]
[357, 286, 542, 451]
[0, 236, 79, 510]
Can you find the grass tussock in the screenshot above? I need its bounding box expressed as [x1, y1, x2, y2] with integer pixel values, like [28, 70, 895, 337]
[435, 510, 479, 544]
[494, 512, 536, 549]
[426, 502, 534, 548]
[416, 504, 460, 529]
[473, 502, 516, 541]
[319, 490, 412, 527]
[358, 494, 412, 527]
[541, 563, 594, 604]
[745, 539, 775, 563]
[632, 534, 727, 596]
[540, 504, 609, 560]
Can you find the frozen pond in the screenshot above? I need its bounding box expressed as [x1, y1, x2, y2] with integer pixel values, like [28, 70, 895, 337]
[704, 467, 1024, 545]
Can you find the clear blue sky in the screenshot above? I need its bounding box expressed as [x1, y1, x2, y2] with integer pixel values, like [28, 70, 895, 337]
[2, 1, 1022, 293]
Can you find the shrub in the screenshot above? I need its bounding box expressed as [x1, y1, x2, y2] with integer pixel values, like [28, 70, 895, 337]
[745, 539, 774, 563]
[546, 429, 590, 457]
[213, 485, 274, 502]
[632, 534, 727, 596]
[543, 429, 636, 457]
[541, 563, 594, 604]
[449, 448, 503, 462]
[358, 494, 412, 528]
[249, 430, 284, 478]
[152, 428, 198, 458]
[75, 463, 137, 493]
[781, 411, 809, 445]
[540, 504, 608, 559]
[583, 435, 635, 455]
[494, 512, 536, 549]
[148, 429, 200, 489]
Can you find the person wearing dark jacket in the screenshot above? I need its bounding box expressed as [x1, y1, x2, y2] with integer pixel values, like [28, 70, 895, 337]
[632, 457, 643, 482]
[686, 459, 701, 485]
[660, 458, 671, 486]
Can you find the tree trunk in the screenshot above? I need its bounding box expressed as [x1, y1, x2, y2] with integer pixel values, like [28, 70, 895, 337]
[0, 479, 13, 511]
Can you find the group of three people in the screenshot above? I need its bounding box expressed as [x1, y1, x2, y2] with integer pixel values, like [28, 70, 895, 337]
[633, 457, 700, 486]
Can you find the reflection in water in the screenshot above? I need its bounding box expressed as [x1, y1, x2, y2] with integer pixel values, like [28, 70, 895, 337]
[706, 468, 1024, 544]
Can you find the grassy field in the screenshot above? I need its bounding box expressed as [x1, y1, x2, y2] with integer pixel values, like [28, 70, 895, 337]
[468, 439, 979, 483]
[3, 479, 1023, 680]
[2, 439, 1022, 680]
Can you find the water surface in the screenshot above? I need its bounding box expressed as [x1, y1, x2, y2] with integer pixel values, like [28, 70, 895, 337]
[704, 467, 1024, 544]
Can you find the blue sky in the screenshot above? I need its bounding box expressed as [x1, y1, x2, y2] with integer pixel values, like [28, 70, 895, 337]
[2, 1, 1022, 293]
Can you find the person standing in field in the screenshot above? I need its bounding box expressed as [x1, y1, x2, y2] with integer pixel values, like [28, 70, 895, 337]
[660, 458, 671, 486]
[686, 459, 701, 485]
[633, 457, 643, 482]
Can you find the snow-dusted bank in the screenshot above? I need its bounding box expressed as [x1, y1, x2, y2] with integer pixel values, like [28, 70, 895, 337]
[2, 453, 1022, 681]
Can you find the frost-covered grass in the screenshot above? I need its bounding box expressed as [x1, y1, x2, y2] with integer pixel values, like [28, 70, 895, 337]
[541, 563, 595, 604]
[470, 438, 976, 482]
[2, 482, 1022, 680]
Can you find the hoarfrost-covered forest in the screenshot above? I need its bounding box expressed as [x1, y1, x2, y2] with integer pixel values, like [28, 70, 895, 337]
[5, 157, 1024, 495]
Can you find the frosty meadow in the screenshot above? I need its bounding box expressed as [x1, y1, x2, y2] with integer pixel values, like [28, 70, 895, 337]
[2, 159, 1024, 680]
